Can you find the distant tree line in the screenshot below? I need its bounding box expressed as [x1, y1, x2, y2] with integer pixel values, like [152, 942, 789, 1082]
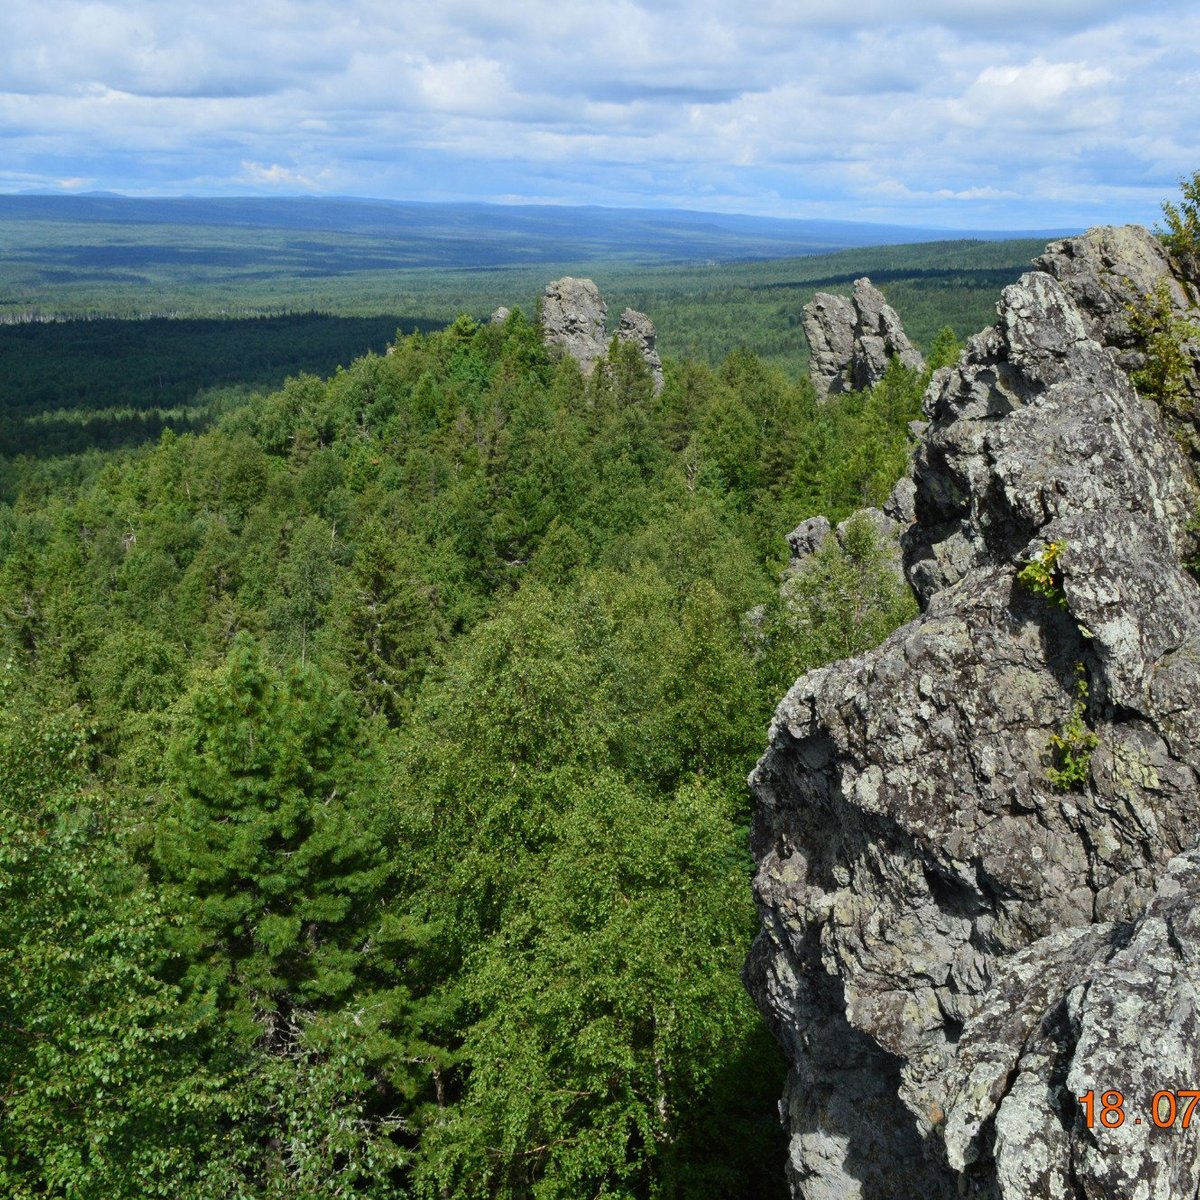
[0, 313, 441, 459]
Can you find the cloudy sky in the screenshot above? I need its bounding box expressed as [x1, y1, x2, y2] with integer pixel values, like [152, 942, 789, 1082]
[1, 0, 1196, 229]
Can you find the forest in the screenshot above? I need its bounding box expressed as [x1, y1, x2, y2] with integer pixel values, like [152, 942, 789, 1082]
[0, 225, 1044, 488]
[0, 297, 947, 1196]
[0, 313, 435, 464]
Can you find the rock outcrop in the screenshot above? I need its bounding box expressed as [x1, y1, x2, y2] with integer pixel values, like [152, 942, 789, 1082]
[783, 508, 905, 589]
[747, 227, 1200, 1199]
[804, 277, 926, 399]
[1036, 224, 1200, 455]
[615, 306, 664, 393]
[540, 277, 608, 376]
[539, 278, 663, 392]
[785, 515, 834, 563]
[1036, 224, 1195, 364]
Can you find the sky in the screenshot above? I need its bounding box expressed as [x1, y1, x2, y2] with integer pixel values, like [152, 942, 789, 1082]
[1, 0, 1197, 230]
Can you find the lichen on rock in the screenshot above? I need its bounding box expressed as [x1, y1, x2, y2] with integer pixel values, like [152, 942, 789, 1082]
[540, 276, 608, 376]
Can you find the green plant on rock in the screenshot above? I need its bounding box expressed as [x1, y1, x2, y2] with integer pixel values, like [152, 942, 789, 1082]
[1017, 540, 1068, 609]
[927, 324, 963, 372]
[1156, 168, 1200, 260]
[1125, 278, 1199, 414]
[1046, 664, 1099, 792]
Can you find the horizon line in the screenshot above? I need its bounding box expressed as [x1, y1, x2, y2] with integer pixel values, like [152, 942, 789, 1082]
[0, 190, 1085, 238]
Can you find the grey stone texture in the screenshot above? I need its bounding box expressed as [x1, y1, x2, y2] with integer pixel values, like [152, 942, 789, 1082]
[785, 515, 833, 565]
[1036, 223, 1200, 456]
[540, 277, 608, 376]
[746, 227, 1200, 1199]
[804, 277, 926, 399]
[539, 278, 663, 392]
[615, 306, 664, 393]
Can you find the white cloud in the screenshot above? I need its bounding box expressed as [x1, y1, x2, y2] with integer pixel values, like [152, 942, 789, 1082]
[414, 57, 513, 114]
[0, 0, 1196, 226]
[954, 57, 1116, 130]
[240, 160, 333, 190]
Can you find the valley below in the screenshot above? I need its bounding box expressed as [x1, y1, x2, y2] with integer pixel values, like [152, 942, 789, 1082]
[3, 193, 1198, 1200]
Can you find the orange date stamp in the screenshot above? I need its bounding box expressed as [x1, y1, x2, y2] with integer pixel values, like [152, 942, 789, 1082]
[1078, 1089, 1200, 1130]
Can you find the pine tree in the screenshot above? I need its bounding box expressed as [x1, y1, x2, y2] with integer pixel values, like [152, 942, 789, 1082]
[327, 521, 445, 724]
[0, 668, 228, 1199]
[156, 634, 388, 1033]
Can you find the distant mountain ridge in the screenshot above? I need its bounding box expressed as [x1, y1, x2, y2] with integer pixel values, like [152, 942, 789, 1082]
[0, 194, 1073, 267]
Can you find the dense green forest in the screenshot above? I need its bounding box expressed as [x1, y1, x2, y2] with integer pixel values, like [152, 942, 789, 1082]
[0, 233, 1041, 482]
[0, 195, 1059, 322]
[0, 313, 439, 462]
[0, 306, 929, 1197]
[2, 232, 1043, 372]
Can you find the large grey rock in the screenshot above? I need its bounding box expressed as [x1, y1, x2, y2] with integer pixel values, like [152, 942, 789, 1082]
[942, 848, 1200, 1199]
[615, 307, 664, 394]
[539, 280, 663, 392]
[905, 269, 1196, 606]
[1037, 223, 1200, 454]
[804, 277, 926, 399]
[802, 292, 858, 399]
[785, 516, 833, 565]
[540, 277, 608, 376]
[852, 277, 927, 389]
[747, 228, 1200, 1199]
[1036, 224, 1194, 356]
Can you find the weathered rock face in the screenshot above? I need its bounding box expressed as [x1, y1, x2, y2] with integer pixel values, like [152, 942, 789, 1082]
[539, 279, 663, 392]
[942, 850, 1200, 1199]
[747, 227, 1200, 1199]
[804, 277, 926, 399]
[1035, 224, 1194, 361]
[615, 306, 664, 393]
[802, 292, 857, 399]
[785, 515, 834, 563]
[1036, 223, 1200, 454]
[540, 277, 608, 375]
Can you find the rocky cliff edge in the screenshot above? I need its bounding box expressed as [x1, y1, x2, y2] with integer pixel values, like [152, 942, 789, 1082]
[746, 224, 1200, 1199]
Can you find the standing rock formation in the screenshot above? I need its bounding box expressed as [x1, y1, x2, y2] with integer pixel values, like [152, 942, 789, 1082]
[1036, 224, 1196, 357]
[747, 228, 1200, 1199]
[539, 278, 663, 393]
[1036, 224, 1200, 453]
[804, 277, 926, 399]
[615, 306, 664, 393]
[802, 292, 858, 398]
[785, 515, 834, 563]
[540, 277, 608, 376]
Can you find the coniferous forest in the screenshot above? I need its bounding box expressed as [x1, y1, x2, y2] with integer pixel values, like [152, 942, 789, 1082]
[1, 306, 936, 1198]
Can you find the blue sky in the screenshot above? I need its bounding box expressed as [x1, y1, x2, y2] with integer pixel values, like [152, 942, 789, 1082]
[1, 0, 1196, 230]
